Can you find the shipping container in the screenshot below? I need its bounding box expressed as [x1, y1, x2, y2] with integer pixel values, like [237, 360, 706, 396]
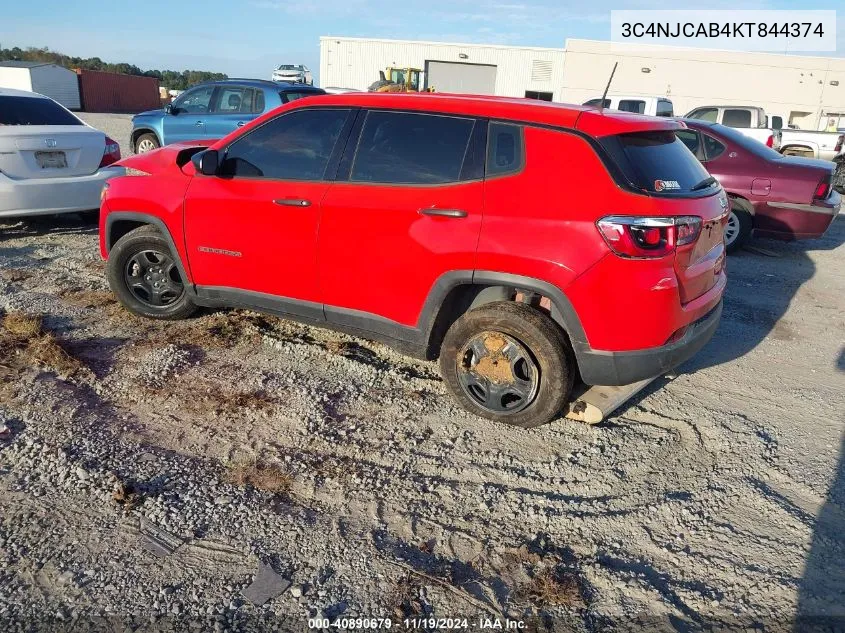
[76, 69, 160, 113]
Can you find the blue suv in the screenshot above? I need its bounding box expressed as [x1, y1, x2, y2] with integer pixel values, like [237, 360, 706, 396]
[130, 79, 325, 153]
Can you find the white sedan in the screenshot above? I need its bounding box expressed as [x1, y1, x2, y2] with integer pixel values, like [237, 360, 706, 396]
[271, 64, 312, 85]
[0, 88, 125, 218]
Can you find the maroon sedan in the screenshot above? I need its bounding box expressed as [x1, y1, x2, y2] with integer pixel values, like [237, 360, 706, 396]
[678, 119, 841, 252]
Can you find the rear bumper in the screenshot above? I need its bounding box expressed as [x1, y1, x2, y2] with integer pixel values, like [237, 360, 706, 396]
[576, 301, 723, 386]
[754, 191, 841, 240]
[0, 166, 125, 217]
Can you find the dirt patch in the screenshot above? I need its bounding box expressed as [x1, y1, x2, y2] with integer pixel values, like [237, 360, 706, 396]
[182, 383, 277, 418]
[463, 333, 515, 384]
[58, 288, 117, 309]
[515, 565, 584, 608]
[473, 355, 514, 383]
[0, 268, 33, 284]
[224, 460, 293, 494]
[134, 369, 278, 418]
[0, 311, 86, 378]
[390, 572, 427, 619]
[179, 311, 270, 349]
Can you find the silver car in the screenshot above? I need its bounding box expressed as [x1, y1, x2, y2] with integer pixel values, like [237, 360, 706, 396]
[271, 64, 312, 85]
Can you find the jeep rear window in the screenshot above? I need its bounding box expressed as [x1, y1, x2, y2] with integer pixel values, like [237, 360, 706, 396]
[599, 131, 713, 195]
[0, 96, 82, 126]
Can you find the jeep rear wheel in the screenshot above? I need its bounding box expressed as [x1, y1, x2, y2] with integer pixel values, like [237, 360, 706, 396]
[440, 301, 574, 428]
[107, 226, 197, 320]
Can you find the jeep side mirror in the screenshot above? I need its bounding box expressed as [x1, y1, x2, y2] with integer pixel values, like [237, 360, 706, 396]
[165, 103, 173, 114]
[192, 149, 219, 176]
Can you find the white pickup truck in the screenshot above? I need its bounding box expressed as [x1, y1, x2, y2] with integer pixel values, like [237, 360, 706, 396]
[766, 112, 844, 161]
[684, 105, 782, 151]
[583, 96, 674, 117]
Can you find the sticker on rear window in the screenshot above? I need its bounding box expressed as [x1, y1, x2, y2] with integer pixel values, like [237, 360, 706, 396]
[654, 179, 680, 192]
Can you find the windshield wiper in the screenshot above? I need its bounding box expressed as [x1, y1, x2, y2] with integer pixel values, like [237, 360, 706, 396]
[690, 176, 717, 191]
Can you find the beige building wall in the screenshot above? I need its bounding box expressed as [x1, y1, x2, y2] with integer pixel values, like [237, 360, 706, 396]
[561, 39, 845, 129]
[320, 37, 566, 100]
[319, 36, 845, 130]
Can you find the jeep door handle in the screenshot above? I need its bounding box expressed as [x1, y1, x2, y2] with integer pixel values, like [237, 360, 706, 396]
[418, 208, 468, 218]
[274, 198, 311, 207]
[195, 121, 204, 127]
[236, 121, 245, 127]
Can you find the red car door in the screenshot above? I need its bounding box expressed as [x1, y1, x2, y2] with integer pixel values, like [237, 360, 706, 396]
[318, 110, 485, 329]
[183, 108, 354, 307]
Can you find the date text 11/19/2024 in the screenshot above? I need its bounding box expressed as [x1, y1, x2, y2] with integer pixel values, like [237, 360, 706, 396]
[307, 617, 527, 629]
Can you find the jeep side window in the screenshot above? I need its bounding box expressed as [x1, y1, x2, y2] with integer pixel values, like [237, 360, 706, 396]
[486, 122, 523, 177]
[351, 111, 475, 184]
[220, 108, 351, 180]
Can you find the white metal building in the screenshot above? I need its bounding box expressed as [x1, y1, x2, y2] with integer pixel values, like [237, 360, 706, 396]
[0, 61, 81, 110]
[319, 36, 845, 131]
[320, 37, 565, 101]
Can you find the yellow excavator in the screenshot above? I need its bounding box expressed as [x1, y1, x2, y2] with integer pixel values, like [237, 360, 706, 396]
[368, 67, 435, 93]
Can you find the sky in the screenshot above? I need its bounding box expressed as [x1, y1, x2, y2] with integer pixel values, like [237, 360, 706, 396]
[2, 0, 842, 85]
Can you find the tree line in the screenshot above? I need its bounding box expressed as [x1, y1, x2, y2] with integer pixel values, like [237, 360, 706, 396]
[0, 46, 227, 90]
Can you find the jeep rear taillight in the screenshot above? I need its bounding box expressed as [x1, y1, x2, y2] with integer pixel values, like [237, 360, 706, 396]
[766, 135, 774, 148]
[597, 216, 702, 258]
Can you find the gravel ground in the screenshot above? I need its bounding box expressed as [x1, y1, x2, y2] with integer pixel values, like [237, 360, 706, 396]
[80, 113, 135, 157]
[0, 113, 842, 631]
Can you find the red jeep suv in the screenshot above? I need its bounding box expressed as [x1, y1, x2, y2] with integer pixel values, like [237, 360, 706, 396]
[100, 94, 727, 427]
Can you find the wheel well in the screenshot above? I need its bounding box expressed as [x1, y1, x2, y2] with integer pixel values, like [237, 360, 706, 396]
[131, 128, 159, 151]
[425, 283, 569, 359]
[107, 219, 149, 252]
[727, 193, 754, 215]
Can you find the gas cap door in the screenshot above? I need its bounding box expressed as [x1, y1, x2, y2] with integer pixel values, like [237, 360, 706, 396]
[751, 178, 772, 196]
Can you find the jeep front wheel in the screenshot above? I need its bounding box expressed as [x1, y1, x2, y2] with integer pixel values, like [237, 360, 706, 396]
[439, 301, 574, 428]
[107, 225, 197, 320]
